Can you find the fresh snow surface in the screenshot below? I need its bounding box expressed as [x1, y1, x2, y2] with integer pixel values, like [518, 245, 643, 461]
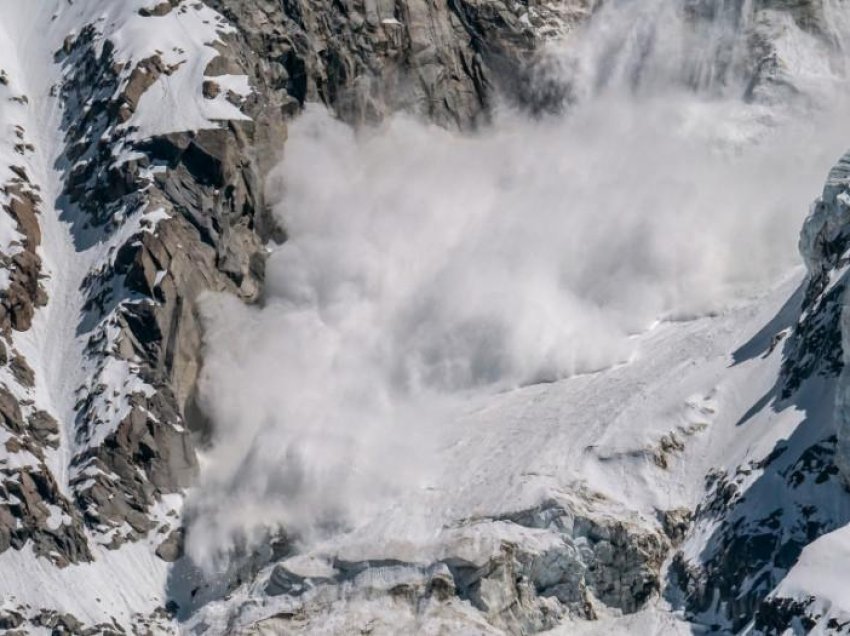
[114, 3, 251, 139]
[551, 608, 696, 635]
[767, 524, 850, 635]
[0, 540, 170, 629]
[185, 271, 816, 634]
[775, 523, 850, 608]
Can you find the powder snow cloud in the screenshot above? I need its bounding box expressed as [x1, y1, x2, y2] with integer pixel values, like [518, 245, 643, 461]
[183, 0, 850, 568]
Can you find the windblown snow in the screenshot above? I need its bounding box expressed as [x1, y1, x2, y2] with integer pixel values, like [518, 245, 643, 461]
[183, 0, 850, 633]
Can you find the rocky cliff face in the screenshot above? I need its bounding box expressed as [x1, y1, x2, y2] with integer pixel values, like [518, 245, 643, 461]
[798, 152, 850, 482]
[206, 0, 590, 129]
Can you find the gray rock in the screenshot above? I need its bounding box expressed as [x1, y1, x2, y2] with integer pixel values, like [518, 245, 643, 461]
[0, 610, 23, 630]
[659, 508, 692, 546]
[202, 80, 220, 99]
[0, 386, 23, 433]
[139, 2, 174, 18]
[0, 183, 47, 333]
[205, 0, 581, 129]
[9, 354, 33, 387]
[155, 527, 185, 562]
[28, 410, 59, 448]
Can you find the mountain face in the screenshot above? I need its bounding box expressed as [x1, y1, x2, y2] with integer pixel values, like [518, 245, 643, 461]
[1, 0, 850, 633]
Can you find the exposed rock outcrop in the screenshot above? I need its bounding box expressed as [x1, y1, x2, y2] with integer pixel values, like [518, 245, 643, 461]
[795, 152, 850, 487]
[0, 183, 47, 333]
[49, 6, 275, 547]
[203, 498, 669, 634]
[205, 0, 591, 130]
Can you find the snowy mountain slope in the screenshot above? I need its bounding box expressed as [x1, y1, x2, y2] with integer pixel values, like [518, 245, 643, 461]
[177, 0, 850, 632]
[179, 271, 807, 634]
[0, 0, 850, 634]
